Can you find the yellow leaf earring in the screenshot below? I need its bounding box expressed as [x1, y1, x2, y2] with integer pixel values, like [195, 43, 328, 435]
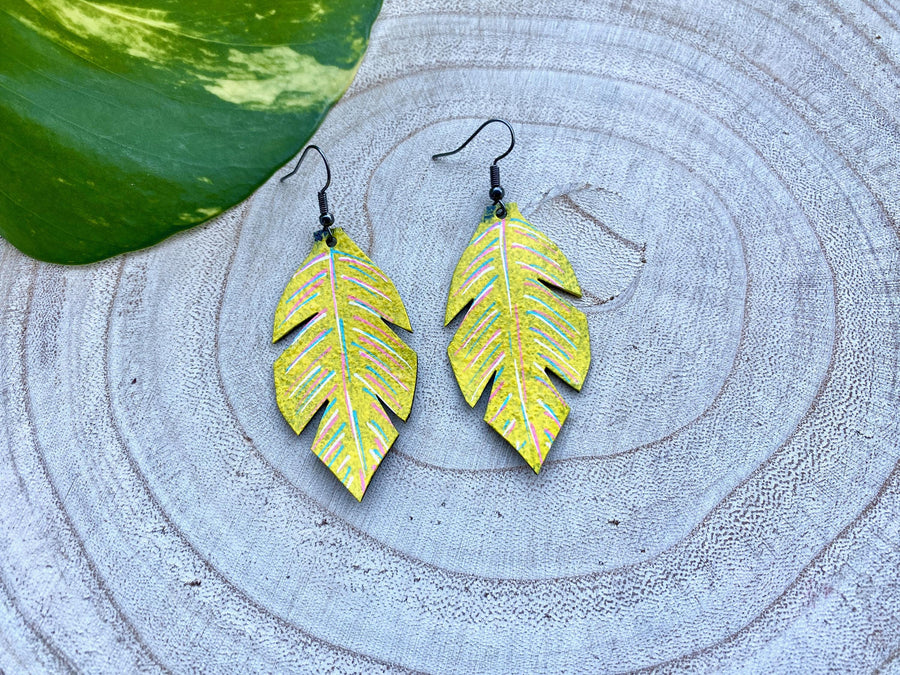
[432, 120, 591, 473]
[273, 146, 417, 501]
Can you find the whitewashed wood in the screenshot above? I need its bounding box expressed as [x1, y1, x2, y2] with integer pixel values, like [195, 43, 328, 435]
[2, 0, 900, 672]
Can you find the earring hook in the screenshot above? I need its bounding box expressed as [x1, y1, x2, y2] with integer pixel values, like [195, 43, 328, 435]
[431, 119, 515, 218]
[280, 144, 336, 244]
[431, 118, 515, 165]
[281, 144, 331, 189]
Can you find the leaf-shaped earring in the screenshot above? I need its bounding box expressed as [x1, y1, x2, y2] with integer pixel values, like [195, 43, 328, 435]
[433, 120, 591, 473]
[273, 146, 417, 501]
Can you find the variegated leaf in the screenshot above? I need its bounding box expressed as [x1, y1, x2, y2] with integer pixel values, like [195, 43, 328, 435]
[273, 229, 416, 500]
[1, 0, 381, 263]
[445, 203, 591, 472]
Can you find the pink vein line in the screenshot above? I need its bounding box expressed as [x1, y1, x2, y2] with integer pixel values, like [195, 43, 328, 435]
[293, 253, 327, 278]
[339, 256, 388, 283]
[287, 346, 333, 391]
[462, 281, 495, 318]
[461, 243, 498, 279]
[359, 351, 409, 391]
[363, 373, 401, 410]
[356, 333, 401, 368]
[330, 251, 366, 493]
[342, 275, 390, 300]
[371, 402, 391, 424]
[468, 330, 501, 369]
[517, 303, 541, 465]
[511, 242, 562, 270]
[284, 279, 324, 319]
[469, 222, 501, 250]
[455, 310, 497, 355]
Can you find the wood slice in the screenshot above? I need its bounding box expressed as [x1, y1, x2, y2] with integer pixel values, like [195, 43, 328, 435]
[2, 0, 899, 672]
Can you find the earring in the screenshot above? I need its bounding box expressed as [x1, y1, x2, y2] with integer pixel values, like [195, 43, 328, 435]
[272, 146, 417, 501]
[433, 120, 591, 473]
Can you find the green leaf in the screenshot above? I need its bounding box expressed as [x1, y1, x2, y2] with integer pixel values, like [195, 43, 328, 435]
[0, 0, 381, 264]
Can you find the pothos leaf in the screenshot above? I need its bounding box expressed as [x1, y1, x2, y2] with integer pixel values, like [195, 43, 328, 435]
[445, 203, 591, 472]
[273, 229, 416, 501]
[0, 0, 381, 264]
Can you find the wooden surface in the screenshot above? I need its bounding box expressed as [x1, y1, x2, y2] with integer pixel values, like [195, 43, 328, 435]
[2, 0, 900, 672]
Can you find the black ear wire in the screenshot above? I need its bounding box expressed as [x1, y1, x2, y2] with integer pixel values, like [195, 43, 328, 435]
[432, 119, 516, 218]
[281, 144, 336, 246]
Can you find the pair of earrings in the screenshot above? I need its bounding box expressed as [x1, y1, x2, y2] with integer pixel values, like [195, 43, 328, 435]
[272, 120, 591, 501]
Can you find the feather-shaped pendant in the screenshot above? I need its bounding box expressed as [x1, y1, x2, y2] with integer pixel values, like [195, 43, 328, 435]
[273, 229, 417, 500]
[445, 203, 590, 472]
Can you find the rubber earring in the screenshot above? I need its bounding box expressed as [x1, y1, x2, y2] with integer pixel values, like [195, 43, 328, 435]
[273, 145, 417, 501]
[433, 120, 591, 473]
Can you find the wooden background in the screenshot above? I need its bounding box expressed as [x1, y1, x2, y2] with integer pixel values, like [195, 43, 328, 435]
[2, 0, 900, 672]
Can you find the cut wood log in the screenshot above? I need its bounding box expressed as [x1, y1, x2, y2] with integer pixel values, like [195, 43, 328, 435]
[1, 0, 899, 672]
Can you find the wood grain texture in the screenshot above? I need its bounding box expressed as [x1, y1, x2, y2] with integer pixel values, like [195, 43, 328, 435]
[1, 0, 899, 672]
